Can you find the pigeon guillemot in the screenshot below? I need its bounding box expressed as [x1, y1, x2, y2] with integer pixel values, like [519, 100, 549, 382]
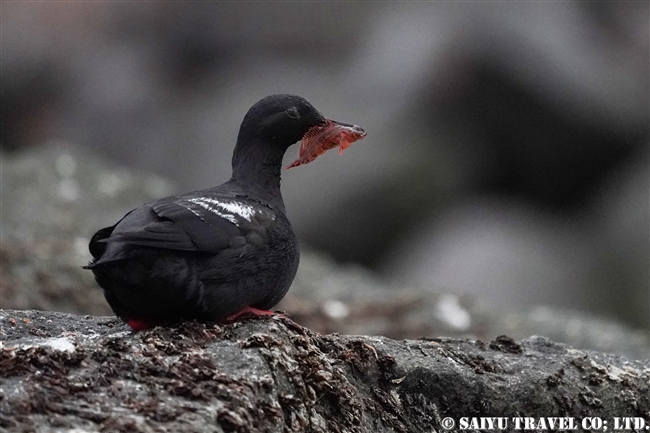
[85, 94, 366, 330]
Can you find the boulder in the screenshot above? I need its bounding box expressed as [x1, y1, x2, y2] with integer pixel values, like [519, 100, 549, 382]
[1, 309, 649, 432]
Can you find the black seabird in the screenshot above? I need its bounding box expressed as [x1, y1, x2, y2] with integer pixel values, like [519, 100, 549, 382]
[85, 94, 366, 330]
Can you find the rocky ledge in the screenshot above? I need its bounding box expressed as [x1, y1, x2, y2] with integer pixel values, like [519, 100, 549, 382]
[1, 309, 648, 433]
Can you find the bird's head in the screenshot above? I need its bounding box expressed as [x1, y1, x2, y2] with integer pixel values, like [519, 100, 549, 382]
[238, 94, 365, 156]
[232, 94, 366, 185]
[239, 94, 328, 146]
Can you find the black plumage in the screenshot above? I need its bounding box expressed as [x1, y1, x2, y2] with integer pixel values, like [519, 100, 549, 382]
[85, 94, 357, 329]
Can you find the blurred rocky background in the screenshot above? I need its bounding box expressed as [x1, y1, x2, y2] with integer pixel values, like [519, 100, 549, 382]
[1, 3, 648, 355]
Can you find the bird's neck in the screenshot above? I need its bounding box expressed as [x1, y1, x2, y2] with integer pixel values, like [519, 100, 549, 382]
[230, 137, 289, 205]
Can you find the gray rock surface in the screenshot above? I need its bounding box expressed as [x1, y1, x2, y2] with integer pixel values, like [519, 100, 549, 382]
[1, 309, 649, 433]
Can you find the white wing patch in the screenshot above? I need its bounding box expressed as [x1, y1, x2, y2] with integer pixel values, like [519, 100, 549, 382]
[214, 200, 256, 221]
[186, 197, 258, 225]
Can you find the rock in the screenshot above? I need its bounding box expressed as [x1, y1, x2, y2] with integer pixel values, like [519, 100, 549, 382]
[1, 309, 649, 432]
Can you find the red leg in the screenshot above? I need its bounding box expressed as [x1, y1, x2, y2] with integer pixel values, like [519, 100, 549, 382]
[127, 318, 158, 331]
[224, 306, 283, 323]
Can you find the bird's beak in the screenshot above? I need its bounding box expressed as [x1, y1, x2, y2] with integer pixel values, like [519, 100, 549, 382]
[286, 119, 366, 169]
[329, 120, 366, 137]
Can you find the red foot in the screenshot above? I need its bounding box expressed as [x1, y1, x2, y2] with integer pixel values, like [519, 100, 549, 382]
[224, 306, 283, 323]
[127, 318, 158, 331]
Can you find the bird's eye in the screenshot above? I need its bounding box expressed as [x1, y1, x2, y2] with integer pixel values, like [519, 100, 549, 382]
[286, 107, 300, 119]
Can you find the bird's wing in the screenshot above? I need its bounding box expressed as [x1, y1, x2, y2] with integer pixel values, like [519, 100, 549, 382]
[93, 194, 277, 254]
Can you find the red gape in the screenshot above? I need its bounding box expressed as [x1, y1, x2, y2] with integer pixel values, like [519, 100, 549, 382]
[287, 119, 366, 169]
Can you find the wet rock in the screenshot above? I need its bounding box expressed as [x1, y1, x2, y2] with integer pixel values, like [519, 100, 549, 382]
[1, 309, 648, 432]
